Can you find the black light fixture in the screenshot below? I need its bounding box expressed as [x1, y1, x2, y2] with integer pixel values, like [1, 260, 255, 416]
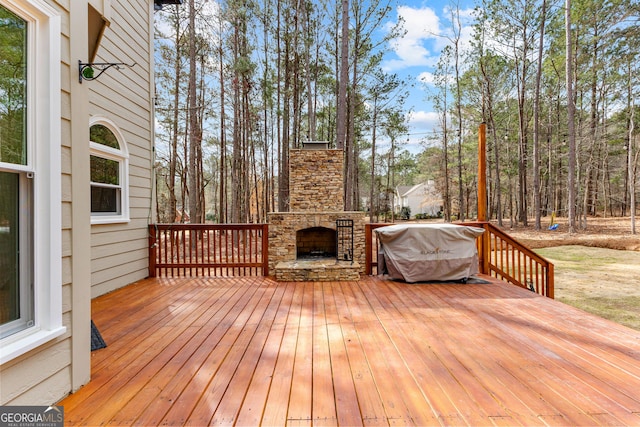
[78, 60, 136, 83]
[154, 0, 183, 11]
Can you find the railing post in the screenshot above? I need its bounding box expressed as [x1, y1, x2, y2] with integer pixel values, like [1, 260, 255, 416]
[478, 122, 487, 222]
[262, 223, 269, 277]
[547, 263, 554, 298]
[148, 224, 157, 278]
[480, 222, 490, 275]
[365, 224, 372, 275]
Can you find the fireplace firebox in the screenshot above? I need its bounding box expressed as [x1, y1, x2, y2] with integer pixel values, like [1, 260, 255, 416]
[296, 227, 336, 259]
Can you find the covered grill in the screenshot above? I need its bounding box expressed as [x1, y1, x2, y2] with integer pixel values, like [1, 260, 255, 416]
[375, 223, 485, 283]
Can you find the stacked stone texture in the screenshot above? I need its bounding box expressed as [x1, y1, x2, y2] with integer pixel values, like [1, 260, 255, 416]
[268, 212, 366, 275]
[275, 261, 361, 281]
[289, 149, 344, 212]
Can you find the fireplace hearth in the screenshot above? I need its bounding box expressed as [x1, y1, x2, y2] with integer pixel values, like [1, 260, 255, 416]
[267, 147, 365, 281]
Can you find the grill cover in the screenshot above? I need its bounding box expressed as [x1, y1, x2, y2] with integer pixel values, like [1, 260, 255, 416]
[375, 223, 485, 283]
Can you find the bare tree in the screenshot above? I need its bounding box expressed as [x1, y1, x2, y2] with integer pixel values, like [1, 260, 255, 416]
[187, 0, 202, 223]
[566, 0, 577, 233]
[532, 0, 547, 230]
[336, 0, 349, 151]
[629, 88, 636, 234]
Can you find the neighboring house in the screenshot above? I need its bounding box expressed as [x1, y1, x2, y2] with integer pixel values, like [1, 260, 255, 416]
[0, 0, 169, 405]
[394, 180, 442, 218]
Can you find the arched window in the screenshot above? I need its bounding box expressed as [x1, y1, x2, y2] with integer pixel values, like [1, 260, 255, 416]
[90, 117, 129, 223]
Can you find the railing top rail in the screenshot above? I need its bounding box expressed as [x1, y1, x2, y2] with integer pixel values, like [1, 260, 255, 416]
[464, 221, 552, 267]
[151, 223, 267, 230]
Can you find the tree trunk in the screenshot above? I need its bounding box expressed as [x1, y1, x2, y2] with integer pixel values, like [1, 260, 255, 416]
[370, 96, 378, 222]
[336, 0, 349, 150]
[629, 71, 636, 234]
[532, 0, 547, 230]
[443, 92, 451, 222]
[452, 6, 464, 222]
[168, 10, 182, 224]
[218, 37, 227, 223]
[187, 0, 201, 223]
[566, 0, 577, 233]
[345, 37, 359, 211]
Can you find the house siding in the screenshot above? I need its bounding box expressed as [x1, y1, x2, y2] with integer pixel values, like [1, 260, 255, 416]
[395, 181, 442, 218]
[88, 0, 154, 297]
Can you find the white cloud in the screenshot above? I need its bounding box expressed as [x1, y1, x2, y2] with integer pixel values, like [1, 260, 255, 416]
[408, 110, 440, 130]
[417, 71, 435, 84]
[383, 6, 441, 71]
[383, 5, 478, 74]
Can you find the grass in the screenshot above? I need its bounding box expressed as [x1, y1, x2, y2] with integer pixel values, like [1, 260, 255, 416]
[536, 245, 640, 331]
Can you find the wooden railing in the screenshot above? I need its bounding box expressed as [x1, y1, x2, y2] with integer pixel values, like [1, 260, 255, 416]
[365, 222, 554, 298]
[149, 221, 553, 297]
[467, 221, 554, 298]
[148, 224, 269, 277]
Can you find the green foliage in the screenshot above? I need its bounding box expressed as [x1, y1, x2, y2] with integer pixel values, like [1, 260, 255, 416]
[415, 212, 442, 220]
[399, 206, 411, 220]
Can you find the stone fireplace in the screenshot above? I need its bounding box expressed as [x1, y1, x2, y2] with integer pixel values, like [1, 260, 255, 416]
[268, 146, 365, 281]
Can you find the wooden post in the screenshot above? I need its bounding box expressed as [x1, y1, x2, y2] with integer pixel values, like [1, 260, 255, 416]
[365, 224, 372, 275]
[477, 123, 490, 275]
[148, 224, 157, 278]
[262, 223, 269, 277]
[547, 263, 554, 299]
[478, 122, 487, 222]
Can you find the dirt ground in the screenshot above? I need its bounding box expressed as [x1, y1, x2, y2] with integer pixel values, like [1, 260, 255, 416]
[495, 217, 640, 330]
[493, 216, 640, 251]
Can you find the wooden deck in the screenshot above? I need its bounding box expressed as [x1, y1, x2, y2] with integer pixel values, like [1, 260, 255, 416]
[59, 275, 640, 426]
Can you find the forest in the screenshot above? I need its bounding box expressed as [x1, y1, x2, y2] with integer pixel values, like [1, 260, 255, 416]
[152, 0, 640, 232]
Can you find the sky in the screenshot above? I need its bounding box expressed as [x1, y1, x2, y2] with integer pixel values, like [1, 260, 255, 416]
[378, 0, 478, 153]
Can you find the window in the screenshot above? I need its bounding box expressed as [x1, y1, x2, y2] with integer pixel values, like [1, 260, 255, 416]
[90, 118, 129, 223]
[0, 5, 32, 340]
[0, 0, 64, 364]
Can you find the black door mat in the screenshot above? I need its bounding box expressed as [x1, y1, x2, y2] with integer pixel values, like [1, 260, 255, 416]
[91, 320, 107, 351]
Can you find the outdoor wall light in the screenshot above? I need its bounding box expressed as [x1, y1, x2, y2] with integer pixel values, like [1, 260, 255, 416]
[78, 60, 136, 83]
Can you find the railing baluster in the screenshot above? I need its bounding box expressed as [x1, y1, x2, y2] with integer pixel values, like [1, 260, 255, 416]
[218, 228, 223, 276]
[206, 229, 211, 277]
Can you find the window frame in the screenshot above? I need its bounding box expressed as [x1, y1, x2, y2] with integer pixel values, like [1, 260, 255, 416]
[89, 117, 130, 224]
[0, 0, 65, 365]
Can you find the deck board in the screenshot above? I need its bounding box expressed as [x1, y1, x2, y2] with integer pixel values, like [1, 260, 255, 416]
[59, 275, 640, 426]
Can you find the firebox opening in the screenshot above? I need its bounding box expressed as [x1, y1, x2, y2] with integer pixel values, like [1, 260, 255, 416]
[296, 227, 336, 259]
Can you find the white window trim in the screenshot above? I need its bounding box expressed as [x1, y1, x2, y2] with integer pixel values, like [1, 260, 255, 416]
[0, 0, 65, 365]
[89, 116, 130, 224]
